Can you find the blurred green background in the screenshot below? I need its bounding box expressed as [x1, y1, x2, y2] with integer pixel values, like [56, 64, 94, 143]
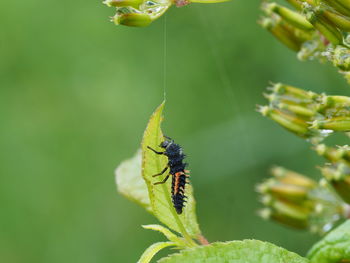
[1, 0, 350, 262]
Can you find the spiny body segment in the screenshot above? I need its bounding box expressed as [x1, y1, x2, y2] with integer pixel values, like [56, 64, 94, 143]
[147, 136, 189, 214]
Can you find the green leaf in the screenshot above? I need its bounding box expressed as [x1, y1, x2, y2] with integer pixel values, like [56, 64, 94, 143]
[307, 220, 350, 263]
[138, 241, 176, 263]
[115, 149, 152, 213]
[141, 101, 201, 244]
[142, 224, 187, 247]
[158, 240, 309, 263]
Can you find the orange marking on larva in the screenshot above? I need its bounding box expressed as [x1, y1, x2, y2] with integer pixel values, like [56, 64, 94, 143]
[174, 172, 183, 195]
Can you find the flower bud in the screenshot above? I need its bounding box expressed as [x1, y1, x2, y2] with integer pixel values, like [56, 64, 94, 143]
[259, 17, 304, 51]
[297, 39, 326, 61]
[315, 144, 350, 164]
[278, 102, 316, 117]
[104, 0, 171, 27]
[271, 166, 316, 188]
[285, 0, 303, 10]
[104, 0, 143, 8]
[311, 117, 350, 131]
[114, 12, 152, 27]
[304, 5, 343, 45]
[262, 83, 350, 142]
[321, 0, 350, 17]
[271, 83, 317, 101]
[258, 105, 310, 137]
[264, 2, 314, 31]
[321, 163, 350, 204]
[258, 200, 310, 229]
[258, 166, 348, 233]
[321, 7, 350, 31]
[336, 0, 350, 10]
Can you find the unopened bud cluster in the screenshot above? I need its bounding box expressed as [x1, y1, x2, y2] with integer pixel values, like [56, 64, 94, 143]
[257, 166, 349, 233]
[258, 83, 350, 144]
[104, 0, 227, 27]
[260, 0, 350, 82]
[103, 0, 172, 27]
[258, 83, 350, 232]
[316, 144, 350, 204]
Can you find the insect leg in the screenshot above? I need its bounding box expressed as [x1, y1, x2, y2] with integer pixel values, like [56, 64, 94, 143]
[163, 135, 173, 141]
[147, 146, 164, 155]
[154, 174, 170, 185]
[153, 166, 169, 177]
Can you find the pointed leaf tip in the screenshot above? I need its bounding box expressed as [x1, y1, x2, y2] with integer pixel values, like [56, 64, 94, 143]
[141, 102, 201, 241]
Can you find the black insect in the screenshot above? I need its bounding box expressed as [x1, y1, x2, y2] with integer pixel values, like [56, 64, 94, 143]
[147, 136, 189, 214]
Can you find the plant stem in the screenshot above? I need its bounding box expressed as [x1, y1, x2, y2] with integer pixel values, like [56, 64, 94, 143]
[197, 234, 210, 245]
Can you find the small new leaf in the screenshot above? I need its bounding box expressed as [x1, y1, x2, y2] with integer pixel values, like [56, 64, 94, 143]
[141, 101, 201, 244]
[307, 220, 350, 263]
[138, 242, 176, 263]
[115, 149, 152, 213]
[142, 224, 187, 247]
[158, 240, 309, 263]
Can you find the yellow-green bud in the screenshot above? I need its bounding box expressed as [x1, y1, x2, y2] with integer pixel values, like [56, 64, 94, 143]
[321, 163, 350, 204]
[271, 166, 316, 188]
[305, 7, 343, 45]
[312, 117, 350, 131]
[114, 13, 152, 27]
[258, 166, 348, 233]
[104, 0, 144, 8]
[265, 2, 314, 31]
[271, 83, 317, 101]
[259, 17, 304, 51]
[322, 8, 350, 31]
[321, 0, 350, 17]
[259, 106, 310, 136]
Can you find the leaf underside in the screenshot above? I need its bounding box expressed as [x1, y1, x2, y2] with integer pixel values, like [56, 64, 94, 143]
[115, 149, 152, 213]
[158, 240, 309, 263]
